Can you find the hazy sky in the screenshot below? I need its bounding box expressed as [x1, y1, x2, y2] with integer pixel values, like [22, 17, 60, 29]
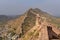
[0, 0, 60, 16]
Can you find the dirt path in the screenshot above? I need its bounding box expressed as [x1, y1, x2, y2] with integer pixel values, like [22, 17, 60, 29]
[20, 13, 48, 40]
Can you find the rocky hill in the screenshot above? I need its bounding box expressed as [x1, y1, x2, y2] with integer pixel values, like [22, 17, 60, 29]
[0, 8, 60, 40]
[0, 15, 19, 27]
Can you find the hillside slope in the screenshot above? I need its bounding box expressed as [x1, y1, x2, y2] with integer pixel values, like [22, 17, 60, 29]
[5, 8, 60, 35]
[0, 8, 60, 40]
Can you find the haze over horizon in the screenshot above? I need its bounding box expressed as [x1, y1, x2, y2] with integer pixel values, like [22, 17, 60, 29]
[0, 0, 60, 17]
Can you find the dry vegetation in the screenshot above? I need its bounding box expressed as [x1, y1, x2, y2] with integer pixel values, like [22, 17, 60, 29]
[0, 8, 60, 40]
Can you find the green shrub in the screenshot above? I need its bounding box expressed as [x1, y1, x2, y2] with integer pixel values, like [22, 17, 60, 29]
[22, 12, 36, 34]
[0, 37, 2, 40]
